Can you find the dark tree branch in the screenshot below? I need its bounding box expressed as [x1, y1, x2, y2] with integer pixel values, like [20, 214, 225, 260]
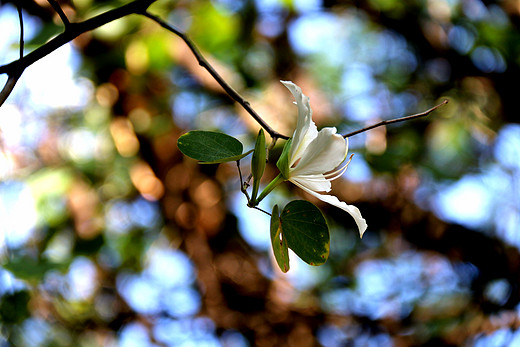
[142, 13, 448, 141]
[0, 5, 25, 106]
[1, 0, 447, 141]
[0, 75, 21, 109]
[47, 0, 71, 28]
[0, 0, 156, 75]
[343, 99, 449, 138]
[0, 0, 156, 107]
[142, 11, 290, 141]
[18, 5, 24, 59]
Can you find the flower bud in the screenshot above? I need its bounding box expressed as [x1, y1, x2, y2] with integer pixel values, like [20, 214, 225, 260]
[251, 129, 266, 202]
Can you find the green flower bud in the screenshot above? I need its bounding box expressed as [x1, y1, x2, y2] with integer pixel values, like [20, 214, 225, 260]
[250, 129, 266, 202]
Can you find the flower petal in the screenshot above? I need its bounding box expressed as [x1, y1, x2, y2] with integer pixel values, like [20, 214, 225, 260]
[291, 127, 347, 177]
[290, 176, 331, 193]
[291, 179, 367, 238]
[280, 81, 318, 167]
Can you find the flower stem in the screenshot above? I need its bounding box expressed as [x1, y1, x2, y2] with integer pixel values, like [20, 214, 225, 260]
[249, 173, 285, 207]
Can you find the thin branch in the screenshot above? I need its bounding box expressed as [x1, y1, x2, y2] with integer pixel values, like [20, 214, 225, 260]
[47, 0, 71, 28]
[0, 0, 156, 108]
[253, 206, 272, 216]
[237, 160, 251, 203]
[17, 5, 24, 59]
[245, 172, 253, 187]
[343, 99, 449, 138]
[0, 76, 21, 107]
[142, 11, 290, 141]
[0, 5, 25, 106]
[141, 12, 446, 140]
[0, 0, 156, 75]
[2, 0, 448, 143]
[267, 137, 278, 154]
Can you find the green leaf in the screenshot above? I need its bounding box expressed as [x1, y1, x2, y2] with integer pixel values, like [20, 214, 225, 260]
[190, 2, 239, 59]
[280, 200, 330, 266]
[270, 205, 289, 273]
[0, 290, 30, 324]
[3, 257, 69, 281]
[199, 149, 253, 164]
[177, 130, 248, 164]
[276, 138, 292, 179]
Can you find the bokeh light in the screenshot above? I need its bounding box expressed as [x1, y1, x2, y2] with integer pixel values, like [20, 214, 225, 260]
[1, 0, 519, 345]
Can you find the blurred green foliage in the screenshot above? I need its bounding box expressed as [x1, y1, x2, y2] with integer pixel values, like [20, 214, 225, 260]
[0, 0, 519, 346]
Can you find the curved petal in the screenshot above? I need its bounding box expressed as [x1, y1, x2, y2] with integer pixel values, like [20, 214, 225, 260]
[290, 175, 331, 193]
[291, 179, 368, 238]
[280, 81, 318, 167]
[290, 127, 347, 177]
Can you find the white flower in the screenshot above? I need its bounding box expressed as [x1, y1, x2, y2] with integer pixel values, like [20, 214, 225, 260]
[278, 80, 367, 238]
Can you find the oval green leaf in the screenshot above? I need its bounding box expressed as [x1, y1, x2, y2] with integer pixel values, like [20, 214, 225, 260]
[177, 130, 245, 163]
[280, 200, 330, 266]
[270, 205, 289, 273]
[199, 149, 253, 164]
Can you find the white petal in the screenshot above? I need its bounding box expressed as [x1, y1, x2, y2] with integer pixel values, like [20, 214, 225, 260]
[291, 175, 331, 193]
[291, 179, 368, 238]
[290, 127, 347, 177]
[280, 81, 318, 167]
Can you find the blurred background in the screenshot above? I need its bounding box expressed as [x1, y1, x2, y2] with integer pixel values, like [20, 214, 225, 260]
[0, 0, 519, 345]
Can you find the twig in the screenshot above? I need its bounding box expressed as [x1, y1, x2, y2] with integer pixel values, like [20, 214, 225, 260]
[237, 160, 270, 215]
[0, 0, 156, 75]
[1, 0, 448, 143]
[0, 5, 25, 106]
[253, 206, 271, 216]
[245, 172, 252, 187]
[0, 0, 156, 108]
[267, 137, 278, 153]
[237, 160, 251, 203]
[18, 5, 24, 59]
[47, 0, 71, 28]
[0, 76, 21, 107]
[142, 11, 290, 141]
[343, 99, 449, 138]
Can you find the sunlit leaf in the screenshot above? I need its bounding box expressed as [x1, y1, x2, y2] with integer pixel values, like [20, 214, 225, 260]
[27, 168, 74, 227]
[270, 205, 289, 273]
[280, 200, 330, 266]
[177, 130, 249, 163]
[190, 2, 239, 58]
[4, 257, 69, 281]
